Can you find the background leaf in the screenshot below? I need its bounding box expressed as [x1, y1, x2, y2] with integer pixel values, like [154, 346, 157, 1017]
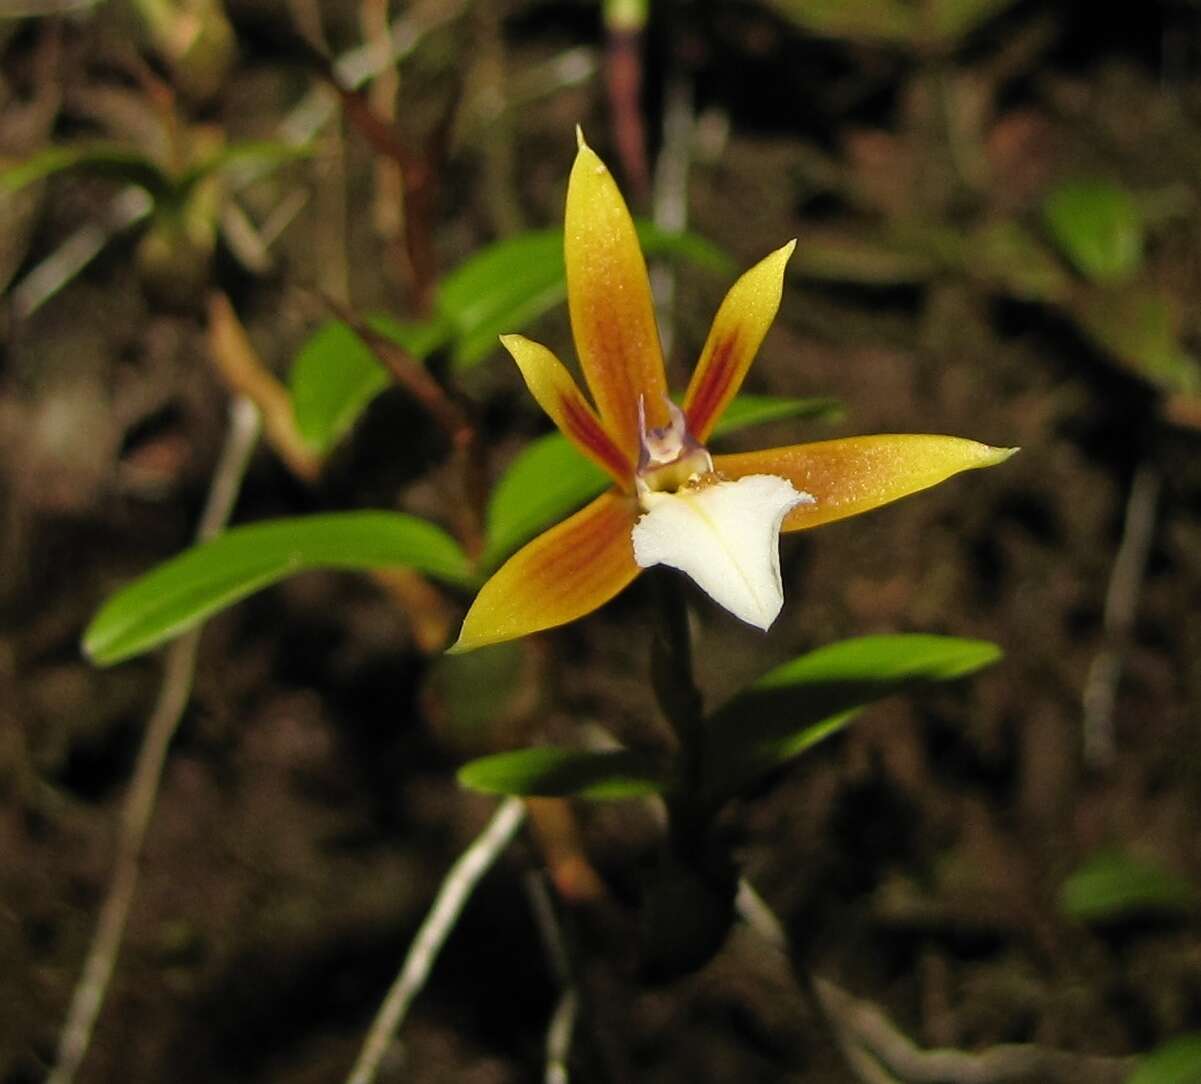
[928, 0, 1021, 46]
[288, 317, 445, 454]
[436, 221, 730, 370]
[176, 139, 314, 193]
[458, 746, 666, 799]
[969, 221, 1072, 303]
[1071, 286, 1201, 396]
[84, 512, 475, 666]
[702, 634, 1002, 799]
[0, 143, 170, 198]
[1043, 179, 1144, 284]
[711, 393, 844, 435]
[1127, 1035, 1201, 1084]
[761, 0, 918, 45]
[1058, 850, 1199, 925]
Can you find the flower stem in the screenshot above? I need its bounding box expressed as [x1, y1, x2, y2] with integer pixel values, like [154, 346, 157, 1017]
[643, 573, 737, 979]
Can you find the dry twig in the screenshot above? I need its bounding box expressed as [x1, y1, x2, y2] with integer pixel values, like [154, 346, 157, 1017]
[734, 881, 1134, 1084]
[1082, 462, 1161, 768]
[47, 396, 261, 1084]
[345, 797, 527, 1084]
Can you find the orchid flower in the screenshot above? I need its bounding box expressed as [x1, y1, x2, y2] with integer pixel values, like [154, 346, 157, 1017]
[451, 132, 1014, 652]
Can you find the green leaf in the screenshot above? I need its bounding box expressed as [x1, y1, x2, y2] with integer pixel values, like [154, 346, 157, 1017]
[788, 229, 946, 285]
[762, 0, 918, 45]
[483, 432, 611, 569]
[702, 634, 1002, 799]
[1128, 1035, 1201, 1084]
[482, 393, 842, 568]
[1058, 850, 1199, 925]
[436, 221, 730, 370]
[711, 393, 843, 435]
[458, 746, 666, 799]
[84, 512, 475, 666]
[176, 139, 315, 194]
[1072, 286, 1201, 396]
[969, 220, 1072, 303]
[287, 317, 445, 454]
[1043, 179, 1144, 284]
[928, 0, 1020, 46]
[0, 143, 170, 199]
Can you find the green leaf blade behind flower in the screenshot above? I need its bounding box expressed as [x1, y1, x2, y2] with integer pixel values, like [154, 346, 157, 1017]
[458, 746, 667, 799]
[437, 221, 731, 370]
[702, 634, 1002, 800]
[84, 512, 475, 666]
[483, 432, 611, 570]
[288, 317, 446, 455]
[711, 393, 844, 435]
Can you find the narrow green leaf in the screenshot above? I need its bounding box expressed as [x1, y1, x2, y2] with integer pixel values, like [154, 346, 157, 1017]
[458, 746, 666, 799]
[711, 393, 844, 435]
[1043, 179, 1144, 284]
[762, 0, 918, 44]
[702, 635, 1002, 799]
[84, 512, 475, 666]
[176, 139, 315, 193]
[1058, 850, 1199, 925]
[969, 220, 1072, 303]
[287, 317, 445, 454]
[289, 320, 389, 452]
[483, 432, 611, 570]
[436, 222, 730, 370]
[0, 143, 170, 198]
[1128, 1035, 1201, 1084]
[482, 393, 841, 568]
[788, 229, 945, 285]
[928, 0, 1020, 46]
[635, 220, 731, 275]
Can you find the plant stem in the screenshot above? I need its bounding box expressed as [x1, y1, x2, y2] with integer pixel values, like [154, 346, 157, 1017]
[649, 572, 704, 812]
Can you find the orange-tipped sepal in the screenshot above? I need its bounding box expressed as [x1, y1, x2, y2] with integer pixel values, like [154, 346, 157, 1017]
[450, 490, 641, 652]
[566, 130, 669, 458]
[500, 334, 633, 489]
[683, 240, 796, 442]
[715, 435, 1017, 532]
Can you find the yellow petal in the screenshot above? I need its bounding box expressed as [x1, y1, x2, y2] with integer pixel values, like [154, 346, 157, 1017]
[451, 489, 640, 652]
[566, 130, 669, 458]
[715, 435, 1017, 532]
[500, 334, 633, 489]
[683, 240, 796, 442]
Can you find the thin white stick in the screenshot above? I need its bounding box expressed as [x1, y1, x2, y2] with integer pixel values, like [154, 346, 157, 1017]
[46, 397, 261, 1084]
[11, 187, 152, 320]
[525, 873, 579, 1084]
[545, 989, 579, 1084]
[650, 73, 694, 361]
[1082, 463, 1161, 769]
[345, 797, 527, 1084]
[736, 879, 1133, 1084]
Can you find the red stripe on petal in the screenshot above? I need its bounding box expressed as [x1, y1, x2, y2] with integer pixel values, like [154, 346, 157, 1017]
[560, 395, 633, 484]
[685, 333, 740, 439]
